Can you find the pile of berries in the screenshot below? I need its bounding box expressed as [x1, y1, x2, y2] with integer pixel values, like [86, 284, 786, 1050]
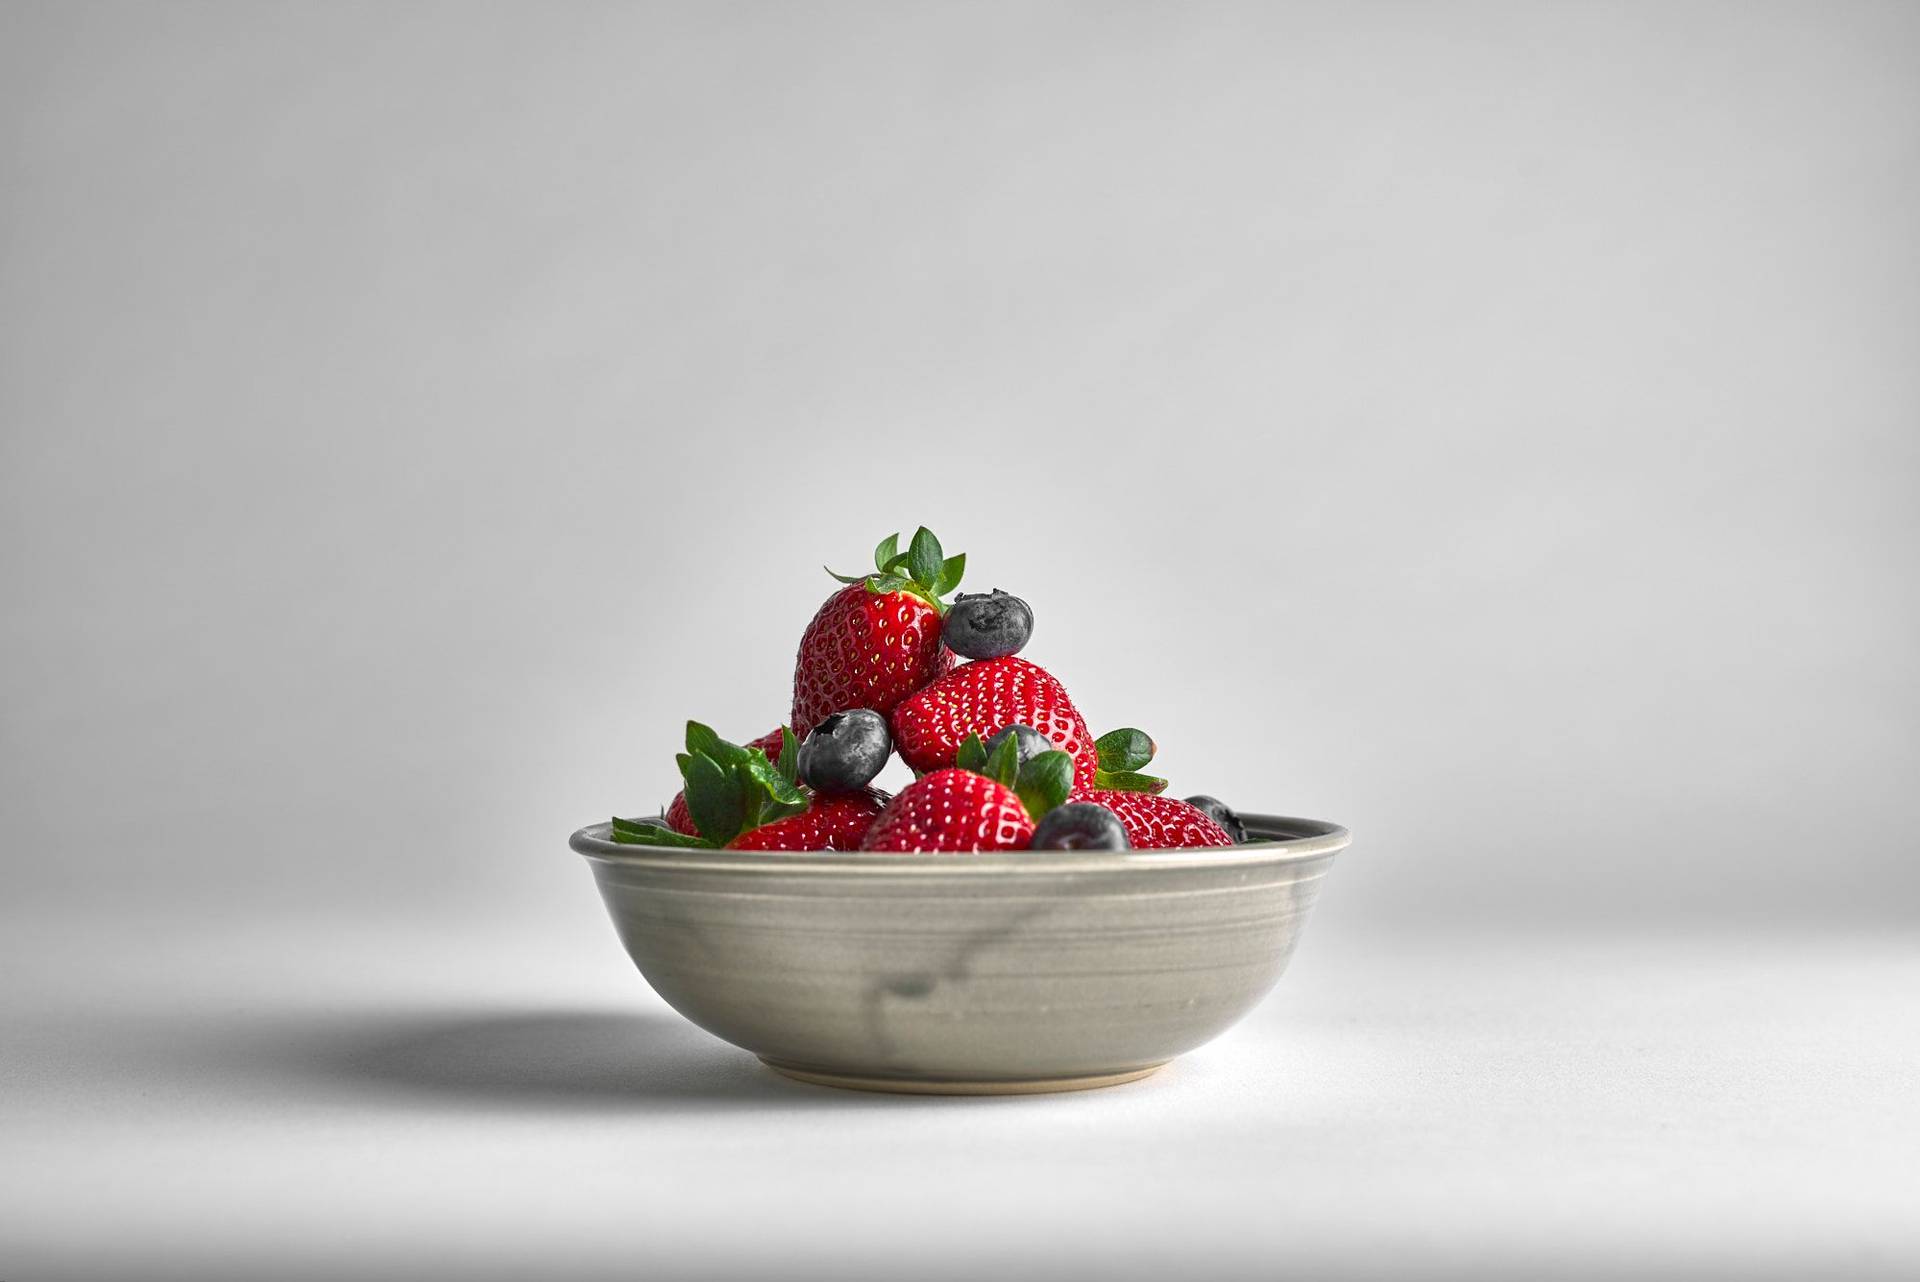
[611, 527, 1251, 853]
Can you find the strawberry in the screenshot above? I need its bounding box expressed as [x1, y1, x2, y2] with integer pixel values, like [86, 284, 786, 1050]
[858, 768, 1034, 852]
[892, 656, 1131, 789]
[792, 528, 966, 730]
[859, 737, 1079, 853]
[744, 726, 790, 757]
[664, 726, 787, 834]
[728, 788, 890, 851]
[1072, 790, 1234, 848]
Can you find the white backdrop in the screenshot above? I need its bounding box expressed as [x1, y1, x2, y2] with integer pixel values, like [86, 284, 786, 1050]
[6, 2, 1914, 936]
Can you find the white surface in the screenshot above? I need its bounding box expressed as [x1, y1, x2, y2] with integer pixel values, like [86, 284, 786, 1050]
[6, 910, 1914, 1281]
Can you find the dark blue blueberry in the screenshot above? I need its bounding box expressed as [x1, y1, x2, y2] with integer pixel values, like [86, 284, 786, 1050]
[1184, 795, 1249, 843]
[797, 709, 891, 793]
[985, 723, 1052, 769]
[942, 589, 1034, 660]
[1029, 802, 1131, 851]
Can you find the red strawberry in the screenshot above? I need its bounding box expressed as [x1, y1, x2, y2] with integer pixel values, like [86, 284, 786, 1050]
[890, 656, 1098, 788]
[859, 768, 1035, 853]
[728, 788, 890, 851]
[665, 726, 788, 834]
[664, 793, 695, 835]
[791, 528, 966, 730]
[744, 727, 788, 757]
[1073, 790, 1234, 849]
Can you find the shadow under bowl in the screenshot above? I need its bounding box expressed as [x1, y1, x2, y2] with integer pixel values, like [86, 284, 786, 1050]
[570, 814, 1349, 1094]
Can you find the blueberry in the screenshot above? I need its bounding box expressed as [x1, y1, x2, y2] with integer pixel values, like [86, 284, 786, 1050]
[984, 723, 1052, 769]
[1185, 794, 1249, 843]
[797, 710, 891, 793]
[1030, 802, 1131, 850]
[943, 589, 1034, 660]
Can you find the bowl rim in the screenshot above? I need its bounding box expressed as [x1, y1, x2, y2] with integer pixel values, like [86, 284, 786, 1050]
[570, 812, 1349, 875]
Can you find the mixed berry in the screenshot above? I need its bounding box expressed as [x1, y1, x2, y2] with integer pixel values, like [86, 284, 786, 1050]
[610, 527, 1246, 853]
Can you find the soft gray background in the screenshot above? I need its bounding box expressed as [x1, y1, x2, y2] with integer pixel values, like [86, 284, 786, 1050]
[3, 2, 1916, 1279]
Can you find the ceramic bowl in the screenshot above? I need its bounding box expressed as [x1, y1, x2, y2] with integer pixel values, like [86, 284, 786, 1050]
[570, 813, 1349, 1094]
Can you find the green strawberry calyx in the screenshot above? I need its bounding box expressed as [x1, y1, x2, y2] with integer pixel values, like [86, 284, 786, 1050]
[1091, 727, 1168, 794]
[824, 527, 966, 614]
[954, 732, 1076, 819]
[610, 722, 806, 848]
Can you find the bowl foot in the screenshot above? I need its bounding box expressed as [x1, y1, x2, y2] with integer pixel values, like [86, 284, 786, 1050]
[759, 1059, 1166, 1095]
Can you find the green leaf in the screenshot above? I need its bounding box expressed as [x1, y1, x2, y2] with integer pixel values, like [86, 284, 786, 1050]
[776, 727, 799, 782]
[743, 750, 807, 809]
[686, 721, 750, 769]
[954, 732, 988, 773]
[983, 731, 1021, 788]
[932, 552, 966, 597]
[906, 526, 943, 587]
[1094, 769, 1167, 795]
[825, 565, 870, 585]
[682, 752, 744, 843]
[873, 533, 899, 572]
[609, 818, 711, 849]
[866, 574, 910, 595]
[1094, 728, 1156, 773]
[685, 721, 721, 758]
[739, 748, 808, 833]
[1015, 751, 1074, 818]
[881, 552, 913, 574]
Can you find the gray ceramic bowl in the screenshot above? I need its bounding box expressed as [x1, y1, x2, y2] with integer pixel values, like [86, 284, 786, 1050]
[570, 813, 1349, 1094]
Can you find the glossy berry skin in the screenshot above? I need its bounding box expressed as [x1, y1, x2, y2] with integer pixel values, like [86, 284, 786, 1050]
[942, 590, 1034, 660]
[728, 788, 890, 851]
[792, 584, 954, 731]
[1073, 790, 1234, 849]
[1184, 795, 1248, 843]
[797, 709, 892, 793]
[858, 769, 1034, 853]
[890, 657, 1097, 788]
[666, 727, 789, 836]
[664, 792, 696, 835]
[984, 723, 1052, 770]
[1029, 802, 1130, 851]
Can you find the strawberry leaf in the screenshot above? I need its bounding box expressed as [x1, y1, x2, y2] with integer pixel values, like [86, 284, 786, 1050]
[1015, 751, 1074, 818]
[609, 817, 711, 849]
[932, 552, 966, 597]
[739, 768, 808, 832]
[743, 749, 807, 810]
[983, 731, 1021, 787]
[776, 727, 799, 782]
[873, 532, 900, 572]
[825, 566, 870, 585]
[881, 552, 913, 574]
[866, 574, 911, 595]
[955, 732, 988, 773]
[1094, 728, 1155, 773]
[1095, 769, 1168, 795]
[684, 721, 753, 769]
[682, 753, 744, 843]
[685, 721, 722, 758]
[906, 527, 943, 587]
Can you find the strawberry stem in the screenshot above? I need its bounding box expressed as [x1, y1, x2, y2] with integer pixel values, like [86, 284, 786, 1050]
[824, 526, 966, 613]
